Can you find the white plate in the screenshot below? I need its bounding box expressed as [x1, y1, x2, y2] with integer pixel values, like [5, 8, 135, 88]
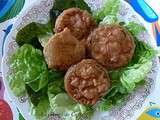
[1, 0, 159, 120]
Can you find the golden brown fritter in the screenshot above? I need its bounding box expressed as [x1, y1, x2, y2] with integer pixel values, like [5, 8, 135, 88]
[87, 25, 135, 69]
[54, 8, 96, 40]
[43, 28, 85, 71]
[65, 59, 111, 105]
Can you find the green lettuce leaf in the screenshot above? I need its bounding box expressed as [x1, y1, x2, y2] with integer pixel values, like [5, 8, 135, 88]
[47, 69, 65, 99]
[48, 78, 65, 101]
[26, 70, 65, 120]
[26, 86, 46, 106]
[39, 32, 53, 47]
[94, 0, 120, 22]
[8, 44, 49, 94]
[124, 22, 146, 36]
[16, 22, 53, 49]
[28, 71, 49, 92]
[30, 95, 51, 120]
[26, 85, 51, 120]
[49, 93, 93, 120]
[48, 70, 65, 82]
[100, 15, 117, 25]
[120, 40, 155, 92]
[97, 74, 128, 111]
[8, 73, 26, 97]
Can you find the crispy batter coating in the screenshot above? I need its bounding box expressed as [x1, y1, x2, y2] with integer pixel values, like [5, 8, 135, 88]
[65, 59, 111, 105]
[55, 8, 96, 40]
[87, 25, 135, 69]
[44, 28, 85, 71]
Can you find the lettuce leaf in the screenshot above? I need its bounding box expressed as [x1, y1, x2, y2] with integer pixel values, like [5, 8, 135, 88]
[48, 70, 65, 82]
[8, 44, 49, 94]
[49, 93, 93, 120]
[26, 85, 47, 106]
[47, 69, 65, 98]
[25, 69, 65, 120]
[30, 95, 51, 120]
[48, 78, 65, 101]
[28, 71, 49, 92]
[27, 88, 51, 120]
[120, 40, 155, 92]
[8, 73, 26, 97]
[94, 0, 120, 22]
[124, 22, 146, 36]
[100, 15, 117, 25]
[16, 22, 53, 49]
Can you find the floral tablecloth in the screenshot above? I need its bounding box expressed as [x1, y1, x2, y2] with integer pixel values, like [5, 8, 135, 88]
[0, 0, 160, 120]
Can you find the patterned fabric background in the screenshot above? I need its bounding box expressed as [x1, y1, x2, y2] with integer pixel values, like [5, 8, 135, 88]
[0, 0, 159, 120]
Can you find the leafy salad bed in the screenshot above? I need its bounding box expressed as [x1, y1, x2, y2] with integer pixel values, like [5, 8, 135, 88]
[8, 0, 156, 120]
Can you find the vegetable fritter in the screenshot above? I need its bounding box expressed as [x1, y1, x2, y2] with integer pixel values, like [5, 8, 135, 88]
[55, 8, 96, 40]
[87, 25, 135, 69]
[44, 28, 85, 71]
[65, 59, 111, 105]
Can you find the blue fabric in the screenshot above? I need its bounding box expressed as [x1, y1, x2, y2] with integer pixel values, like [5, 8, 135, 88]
[129, 0, 158, 23]
[0, 0, 7, 11]
[0, 0, 16, 18]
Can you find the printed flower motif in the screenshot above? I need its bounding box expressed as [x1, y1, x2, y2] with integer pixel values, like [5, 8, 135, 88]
[0, 99, 13, 120]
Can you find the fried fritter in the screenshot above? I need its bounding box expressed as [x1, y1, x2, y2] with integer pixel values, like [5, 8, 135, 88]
[87, 25, 135, 69]
[55, 8, 96, 40]
[44, 28, 85, 71]
[65, 59, 111, 105]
